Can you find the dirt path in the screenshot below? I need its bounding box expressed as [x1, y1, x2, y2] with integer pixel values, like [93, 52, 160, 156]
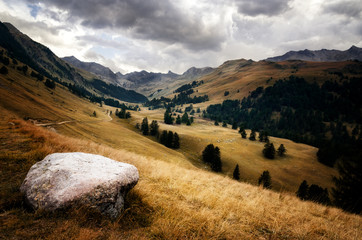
[34, 111, 113, 127]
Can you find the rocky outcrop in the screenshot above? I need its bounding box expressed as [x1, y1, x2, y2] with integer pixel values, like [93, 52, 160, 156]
[20, 152, 139, 219]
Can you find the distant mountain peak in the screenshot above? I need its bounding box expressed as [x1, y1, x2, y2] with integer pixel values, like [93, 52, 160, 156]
[266, 46, 362, 62]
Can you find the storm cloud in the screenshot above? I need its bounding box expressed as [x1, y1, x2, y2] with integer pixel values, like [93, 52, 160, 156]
[323, 0, 362, 18]
[25, 0, 226, 51]
[235, 0, 291, 17]
[1, 0, 361, 74]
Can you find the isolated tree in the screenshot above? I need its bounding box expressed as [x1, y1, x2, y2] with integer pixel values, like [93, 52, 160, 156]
[249, 130, 256, 141]
[149, 120, 159, 136]
[263, 142, 276, 159]
[173, 132, 180, 149]
[202, 144, 215, 164]
[277, 144, 286, 156]
[92, 111, 97, 117]
[296, 180, 309, 200]
[233, 164, 240, 180]
[214, 121, 219, 126]
[176, 115, 181, 124]
[232, 122, 238, 130]
[164, 108, 174, 124]
[222, 121, 227, 127]
[141, 117, 149, 135]
[258, 170, 272, 189]
[202, 144, 222, 172]
[241, 129, 247, 139]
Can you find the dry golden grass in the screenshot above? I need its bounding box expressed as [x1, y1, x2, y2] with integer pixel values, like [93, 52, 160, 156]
[127, 108, 337, 192]
[1, 60, 361, 239]
[0, 107, 361, 239]
[189, 59, 362, 104]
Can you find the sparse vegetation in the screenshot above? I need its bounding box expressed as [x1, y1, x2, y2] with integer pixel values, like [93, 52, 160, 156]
[1, 59, 361, 239]
[258, 170, 272, 189]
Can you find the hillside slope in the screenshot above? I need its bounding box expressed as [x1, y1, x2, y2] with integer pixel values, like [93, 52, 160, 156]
[0, 21, 147, 103]
[0, 62, 361, 239]
[189, 59, 362, 103]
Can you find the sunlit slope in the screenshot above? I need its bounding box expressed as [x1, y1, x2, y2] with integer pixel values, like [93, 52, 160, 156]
[188, 59, 362, 103]
[0, 60, 192, 167]
[1, 107, 360, 240]
[128, 108, 337, 192]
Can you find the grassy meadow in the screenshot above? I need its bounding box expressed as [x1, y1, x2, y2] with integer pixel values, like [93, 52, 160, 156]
[0, 61, 361, 239]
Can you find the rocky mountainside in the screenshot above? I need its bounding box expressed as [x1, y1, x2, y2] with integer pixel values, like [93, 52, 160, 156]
[62, 55, 215, 98]
[0, 21, 147, 103]
[266, 46, 362, 62]
[62, 56, 118, 83]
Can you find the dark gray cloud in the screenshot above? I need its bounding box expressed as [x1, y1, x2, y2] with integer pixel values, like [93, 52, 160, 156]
[323, 1, 362, 18]
[26, 0, 225, 51]
[235, 0, 291, 17]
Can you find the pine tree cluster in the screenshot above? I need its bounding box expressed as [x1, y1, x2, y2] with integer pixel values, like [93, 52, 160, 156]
[296, 180, 331, 205]
[159, 130, 180, 149]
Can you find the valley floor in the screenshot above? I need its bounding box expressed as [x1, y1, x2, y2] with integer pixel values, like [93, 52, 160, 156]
[0, 106, 361, 239]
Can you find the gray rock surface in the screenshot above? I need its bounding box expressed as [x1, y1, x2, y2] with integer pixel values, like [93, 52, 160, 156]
[20, 152, 139, 218]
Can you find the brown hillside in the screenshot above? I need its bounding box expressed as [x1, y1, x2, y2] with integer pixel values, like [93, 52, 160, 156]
[186, 59, 362, 104]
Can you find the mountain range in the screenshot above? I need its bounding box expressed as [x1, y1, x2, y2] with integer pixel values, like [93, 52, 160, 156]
[62, 56, 214, 98]
[266, 45, 362, 62]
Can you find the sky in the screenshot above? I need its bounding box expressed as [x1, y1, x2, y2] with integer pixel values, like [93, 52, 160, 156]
[0, 0, 361, 74]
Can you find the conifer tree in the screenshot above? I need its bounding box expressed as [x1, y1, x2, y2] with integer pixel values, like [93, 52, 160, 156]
[164, 108, 174, 124]
[214, 121, 219, 126]
[160, 130, 168, 145]
[176, 115, 181, 124]
[166, 131, 174, 148]
[92, 111, 97, 117]
[238, 123, 245, 133]
[149, 120, 159, 136]
[211, 147, 222, 172]
[232, 122, 238, 130]
[263, 142, 276, 159]
[233, 164, 240, 180]
[241, 129, 247, 139]
[181, 112, 189, 124]
[258, 170, 271, 189]
[296, 180, 309, 200]
[277, 144, 286, 156]
[222, 121, 227, 127]
[141, 117, 149, 135]
[202, 144, 222, 172]
[173, 132, 180, 149]
[202, 144, 215, 164]
[249, 130, 256, 141]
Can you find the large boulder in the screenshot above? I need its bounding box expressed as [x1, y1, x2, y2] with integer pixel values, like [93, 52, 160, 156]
[20, 152, 139, 218]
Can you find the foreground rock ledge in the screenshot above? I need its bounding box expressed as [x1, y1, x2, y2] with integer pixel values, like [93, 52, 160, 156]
[20, 152, 139, 219]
